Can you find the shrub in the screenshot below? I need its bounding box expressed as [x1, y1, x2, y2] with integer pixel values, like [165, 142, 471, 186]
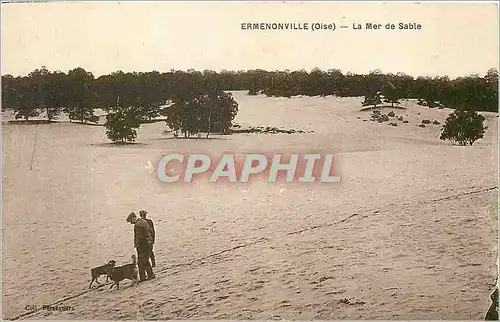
[165, 90, 238, 138]
[440, 107, 487, 146]
[362, 91, 382, 109]
[104, 106, 142, 143]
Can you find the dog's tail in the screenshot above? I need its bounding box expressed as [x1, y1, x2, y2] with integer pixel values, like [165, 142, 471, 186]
[131, 254, 137, 265]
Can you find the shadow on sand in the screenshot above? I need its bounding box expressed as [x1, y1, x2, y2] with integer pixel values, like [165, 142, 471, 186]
[4, 120, 104, 126]
[359, 105, 408, 112]
[4, 120, 57, 125]
[90, 142, 149, 148]
[154, 136, 229, 141]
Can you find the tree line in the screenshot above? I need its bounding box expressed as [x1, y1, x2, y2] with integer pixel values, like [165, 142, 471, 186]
[1, 66, 239, 142]
[1, 66, 497, 141]
[246, 68, 498, 112]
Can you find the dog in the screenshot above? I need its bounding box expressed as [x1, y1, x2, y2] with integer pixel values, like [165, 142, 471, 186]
[89, 260, 116, 289]
[106, 255, 139, 290]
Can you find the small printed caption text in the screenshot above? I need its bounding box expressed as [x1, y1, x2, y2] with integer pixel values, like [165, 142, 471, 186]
[240, 22, 422, 31]
[25, 305, 75, 312]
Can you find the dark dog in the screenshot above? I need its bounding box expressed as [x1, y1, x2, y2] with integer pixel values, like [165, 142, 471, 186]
[106, 255, 139, 290]
[89, 260, 116, 289]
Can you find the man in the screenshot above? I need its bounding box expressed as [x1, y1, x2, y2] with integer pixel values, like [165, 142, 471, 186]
[139, 210, 156, 267]
[126, 212, 155, 282]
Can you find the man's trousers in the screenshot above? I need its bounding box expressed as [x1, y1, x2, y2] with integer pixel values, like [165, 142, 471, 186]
[137, 244, 154, 281]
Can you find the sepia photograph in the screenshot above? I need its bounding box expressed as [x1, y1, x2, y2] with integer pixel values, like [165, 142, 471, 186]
[1, 1, 499, 320]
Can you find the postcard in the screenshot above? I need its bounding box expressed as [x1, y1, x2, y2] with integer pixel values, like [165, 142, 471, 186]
[1, 1, 498, 320]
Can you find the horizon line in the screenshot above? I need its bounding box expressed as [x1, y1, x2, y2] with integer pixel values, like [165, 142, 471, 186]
[2, 67, 498, 79]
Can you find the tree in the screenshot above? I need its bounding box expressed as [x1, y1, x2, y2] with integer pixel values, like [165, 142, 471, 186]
[199, 91, 239, 137]
[64, 68, 98, 123]
[164, 88, 238, 139]
[13, 76, 41, 121]
[382, 81, 402, 107]
[440, 107, 487, 146]
[362, 91, 382, 109]
[104, 104, 142, 143]
[44, 71, 67, 121]
[2, 75, 19, 112]
[484, 68, 498, 112]
[29, 66, 47, 111]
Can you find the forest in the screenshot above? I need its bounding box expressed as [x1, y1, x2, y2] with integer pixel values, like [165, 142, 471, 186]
[1, 67, 497, 141]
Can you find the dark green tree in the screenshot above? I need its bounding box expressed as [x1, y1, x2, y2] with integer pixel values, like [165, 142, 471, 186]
[2, 75, 18, 112]
[164, 88, 238, 139]
[13, 76, 40, 121]
[198, 91, 239, 137]
[484, 68, 498, 112]
[440, 107, 487, 146]
[43, 70, 68, 121]
[64, 68, 98, 123]
[382, 81, 402, 107]
[104, 104, 142, 143]
[362, 91, 382, 109]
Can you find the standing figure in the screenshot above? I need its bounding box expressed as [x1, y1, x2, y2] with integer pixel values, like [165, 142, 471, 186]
[126, 212, 155, 282]
[139, 209, 156, 267]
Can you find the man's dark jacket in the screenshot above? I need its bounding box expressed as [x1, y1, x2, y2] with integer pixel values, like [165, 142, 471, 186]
[134, 218, 153, 247]
[145, 218, 155, 244]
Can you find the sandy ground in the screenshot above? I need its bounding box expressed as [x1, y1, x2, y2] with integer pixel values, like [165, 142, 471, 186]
[2, 92, 498, 320]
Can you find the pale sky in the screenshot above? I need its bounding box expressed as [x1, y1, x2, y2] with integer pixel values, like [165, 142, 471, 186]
[1, 1, 498, 78]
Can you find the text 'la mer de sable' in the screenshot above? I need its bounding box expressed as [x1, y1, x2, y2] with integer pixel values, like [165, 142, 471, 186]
[353, 22, 422, 30]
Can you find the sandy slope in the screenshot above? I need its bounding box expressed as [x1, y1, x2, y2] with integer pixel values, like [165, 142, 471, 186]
[2, 92, 498, 320]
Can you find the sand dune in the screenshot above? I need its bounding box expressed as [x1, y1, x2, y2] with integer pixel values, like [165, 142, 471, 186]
[2, 92, 498, 320]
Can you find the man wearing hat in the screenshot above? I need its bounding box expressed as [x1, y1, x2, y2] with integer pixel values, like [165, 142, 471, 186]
[126, 212, 155, 281]
[139, 210, 156, 267]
